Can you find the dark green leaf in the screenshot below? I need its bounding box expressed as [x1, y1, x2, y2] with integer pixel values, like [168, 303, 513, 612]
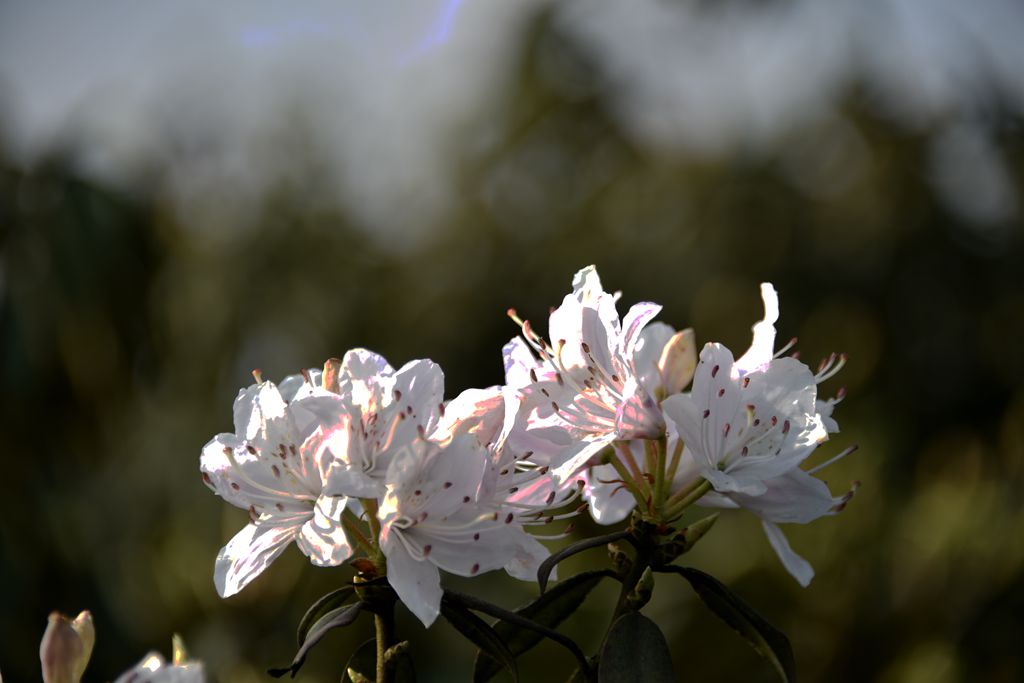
[297, 585, 356, 647]
[268, 601, 368, 678]
[598, 612, 675, 683]
[344, 638, 416, 683]
[474, 569, 612, 683]
[441, 596, 518, 682]
[662, 566, 796, 682]
[537, 530, 632, 592]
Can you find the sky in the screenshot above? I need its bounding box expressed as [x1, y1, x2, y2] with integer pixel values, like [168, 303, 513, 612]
[0, 0, 1020, 238]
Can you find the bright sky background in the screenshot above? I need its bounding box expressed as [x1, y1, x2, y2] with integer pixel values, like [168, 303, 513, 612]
[1, 0, 1020, 236]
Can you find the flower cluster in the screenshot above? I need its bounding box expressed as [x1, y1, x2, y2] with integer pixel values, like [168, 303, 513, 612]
[201, 265, 855, 630]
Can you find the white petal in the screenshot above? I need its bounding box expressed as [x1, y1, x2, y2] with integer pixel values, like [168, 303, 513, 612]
[632, 322, 676, 395]
[726, 469, 836, 524]
[200, 434, 312, 511]
[503, 531, 551, 581]
[297, 495, 353, 566]
[503, 336, 543, 389]
[585, 464, 637, 525]
[733, 283, 780, 377]
[391, 359, 445, 433]
[382, 532, 443, 628]
[436, 387, 505, 444]
[662, 394, 716, 472]
[621, 302, 663, 363]
[762, 520, 814, 587]
[341, 348, 394, 383]
[551, 437, 614, 484]
[214, 521, 300, 598]
[614, 378, 665, 439]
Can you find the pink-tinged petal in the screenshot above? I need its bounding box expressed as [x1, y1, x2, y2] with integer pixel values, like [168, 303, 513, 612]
[391, 359, 445, 431]
[551, 437, 614, 484]
[382, 532, 443, 628]
[727, 469, 836, 524]
[621, 302, 662, 363]
[340, 348, 394, 383]
[214, 521, 301, 598]
[200, 434, 314, 511]
[762, 520, 814, 587]
[385, 436, 488, 520]
[733, 283, 780, 377]
[325, 467, 387, 499]
[571, 265, 604, 302]
[434, 386, 504, 444]
[585, 464, 637, 525]
[632, 322, 675, 395]
[548, 294, 587, 370]
[503, 337, 543, 389]
[297, 495, 353, 566]
[278, 369, 322, 403]
[614, 379, 665, 439]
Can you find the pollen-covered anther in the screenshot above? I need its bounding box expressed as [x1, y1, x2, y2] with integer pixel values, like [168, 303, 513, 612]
[251, 368, 263, 383]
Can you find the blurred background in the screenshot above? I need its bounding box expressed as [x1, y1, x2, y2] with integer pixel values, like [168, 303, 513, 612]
[1, 0, 1023, 681]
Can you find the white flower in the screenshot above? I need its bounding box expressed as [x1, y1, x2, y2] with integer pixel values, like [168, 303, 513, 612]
[378, 433, 552, 627]
[301, 349, 445, 500]
[661, 283, 854, 585]
[114, 653, 204, 683]
[200, 375, 351, 598]
[505, 266, 666, 484]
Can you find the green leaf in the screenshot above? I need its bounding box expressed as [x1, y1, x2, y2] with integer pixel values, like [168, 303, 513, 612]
[344, 639, 416, 683]
[440, 596, 518, 682]
[268, 601, 368, 678]
[474, 569, 612, 683]
[598, 612, 675, 683]
[662, 566, 796, 682]
[296, 585, 356, 647]
[537, 530, 632, 592]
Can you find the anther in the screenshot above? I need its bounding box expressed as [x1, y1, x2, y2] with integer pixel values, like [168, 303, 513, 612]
[251, 368, 263, 383]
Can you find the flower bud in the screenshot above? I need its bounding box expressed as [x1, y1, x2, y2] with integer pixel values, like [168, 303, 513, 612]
[40, 611, 94, 683]
[657, 328, 696, 396]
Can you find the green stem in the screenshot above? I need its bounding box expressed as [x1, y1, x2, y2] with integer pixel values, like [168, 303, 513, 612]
[651, 436, 668, 512]
[613, 441, 651, 498]
[664, 439, 684, 491]
[609, 455, 648, 508]
[663, 479, 712, 520]
[342, 513, 376, 556]
[374, 610, 393, 683]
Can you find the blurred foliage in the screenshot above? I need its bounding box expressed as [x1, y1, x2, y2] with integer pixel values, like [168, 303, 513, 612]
[2, 9, 1024, 683]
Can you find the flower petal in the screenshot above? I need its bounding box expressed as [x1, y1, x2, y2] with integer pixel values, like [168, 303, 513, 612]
[762, 520, 814, 587]
[382, 532, 443, 628]
[551, 436, 614, 484]
[733, 283, 779, 377]
[621, 302, 662, 363]
[214, 521, 300, 598]
[297, 495, 353, 566]
[585, 464, 637, 525]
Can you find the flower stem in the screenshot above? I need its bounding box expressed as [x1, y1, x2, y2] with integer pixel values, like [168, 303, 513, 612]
[609, 454, 648, 507]
[663, 479, 712, 520]
[342, 512, 376, 556]
[613, 441, 651, 499]
[374, 610, 392, 683]
[651, 436, 668, 511]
